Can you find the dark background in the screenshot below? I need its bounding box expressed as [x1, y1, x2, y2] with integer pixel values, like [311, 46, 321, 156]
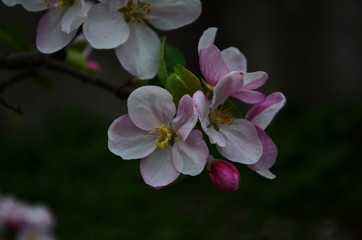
[1, 0, 362, 239]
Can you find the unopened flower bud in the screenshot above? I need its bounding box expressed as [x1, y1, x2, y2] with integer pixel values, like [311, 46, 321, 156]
[86, 60, 101, 71]
[208, 160, 241, 192]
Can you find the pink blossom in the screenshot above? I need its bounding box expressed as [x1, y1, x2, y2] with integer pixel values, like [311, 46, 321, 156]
[198, 27, 268, 104]
[1, 0, 93, 53]
[108, 86, 208, 188]
[83, 0, 202, 79]
[193, 72, 263, 165]
[208, 156, 241, 192]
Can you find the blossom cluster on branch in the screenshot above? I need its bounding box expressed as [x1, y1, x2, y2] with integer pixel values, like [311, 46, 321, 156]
[1, 0, 285, 193]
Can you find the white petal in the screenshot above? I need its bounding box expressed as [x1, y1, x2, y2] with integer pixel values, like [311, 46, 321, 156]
[83, 3, 129, 49]
[140, 147, 180, 188]
[256, 170, 276, 179]
[172, 130, 208, 176]
[2, 0, 48, 11]
[221, 47, 247, 72]
[198, 27, 217, 51]
[217, 119, 263, 164]
[127, 86, 176, 131]
[242, 71, 268, 90]
[61, 0, 91, 34]
[146, 0, 201, 30]
[172, 95, 197, 142]
[108, 114, 157, 159]
[36, 8, 77, 53]
[115, 24, 160, 79]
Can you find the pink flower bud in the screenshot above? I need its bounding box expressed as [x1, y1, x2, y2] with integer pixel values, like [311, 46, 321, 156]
[86, 60, 101, 71]
[208, 160, 241, 192]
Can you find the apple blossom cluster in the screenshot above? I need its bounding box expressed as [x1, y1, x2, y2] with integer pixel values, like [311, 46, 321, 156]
[0, 193, 55, 240]
[108, 28, 286, 191]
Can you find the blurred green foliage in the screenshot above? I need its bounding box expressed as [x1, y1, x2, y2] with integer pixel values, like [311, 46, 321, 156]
[0, 101, 361, 240]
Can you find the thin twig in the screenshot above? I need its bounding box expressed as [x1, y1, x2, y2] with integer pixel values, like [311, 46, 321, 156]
[0, 97, 23, 115]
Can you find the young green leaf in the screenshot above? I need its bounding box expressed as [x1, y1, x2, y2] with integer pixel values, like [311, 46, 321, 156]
[0, 21, 34, 51]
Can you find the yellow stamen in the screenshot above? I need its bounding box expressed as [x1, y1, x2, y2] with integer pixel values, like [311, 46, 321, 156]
[208, 105, 236, 131]
[120, 0, 151, 25]
[148, 125, 175, 149]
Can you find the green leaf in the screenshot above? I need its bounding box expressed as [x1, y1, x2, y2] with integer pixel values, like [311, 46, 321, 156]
[166, 64, 201, 105]
[0, 21, 34, 51]
[157, 37, 186, 86]
[65, 48, 87, 71]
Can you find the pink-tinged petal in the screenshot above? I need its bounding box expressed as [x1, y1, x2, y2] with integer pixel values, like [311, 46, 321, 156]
[172, 130, 208, 176]
[232, 90, 265, 104]
[193, 90, 226, 146]
[246, 92, 286, 130]
[256, 170, 276, 179]
[140, 147, 180, 188]
[36, 8, 78, 53]
[199, 45, 230, 86]
[108, 114, 157, 159]
[2, 0, 48, 11]
[242, 71, 268, 90]
[61, 0, 92, 34]
[221, 47, 247, 72]
[217, 119, 263, 164]
[211, 71, 244, 109]
[127, 86, 176, 131]
[17, 229, 55, 240]
[198, 27, 217, 51]
[172, 95, 197, 142]
[115, 24, 160, 79]
[248, 126, 277, 171]
[146, 0, 201, 30]
[83, 3, 129, 49]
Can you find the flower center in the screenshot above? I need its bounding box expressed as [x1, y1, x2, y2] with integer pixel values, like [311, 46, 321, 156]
[44, 0, 73, 8]
[120, 0, 151, 25]
[208, 105, 236, 131]
[148, 125, 175, 149]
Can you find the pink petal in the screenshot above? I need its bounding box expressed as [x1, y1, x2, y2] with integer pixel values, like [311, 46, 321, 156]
[2, 0, 48, 11]
[36, 8, 78, 53]
[147, 0, 201, 30]
[198, 27, 217, 51]
[199, 45, 230, 86]
[211, 71, 244, 109]
[246, 92, 286, 130]
[115, 24, 160, 79]
[221, 47, 247, 72]
[127, 86, 176, 131]
[61, 0, 91, 34]
[232, 90, 265, 104]
[108, 114, 157, 159]
[172, 95, 197, 142]
[248, 126, 278, 172]
[172, 130, 208, 176]
[217, 119, 263, 165]
[242, 71, 268, 90]
[83, 3, 129, 49]
[140, 147, 180, 188]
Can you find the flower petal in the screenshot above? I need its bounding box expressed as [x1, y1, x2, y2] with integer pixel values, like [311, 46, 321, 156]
[246, 92, 286, 130]
[61, 0, 91, 34]
[108, 114, 157, 159]
[83, 3, 129, 49]
[172, 130, 208, 176]
[115, 24, 160, 79]
[198, 27, 217, 51]
[248, 126, 277, 172]
[256, 170, 276, 179]
[2, 0, 48, 11]
[140, 147, 180, 188]
[199, 45, 230, 86]
[217, 119, 263, 165]
[127, 86, 176, 131]
[242, 71, 268, 90]
[232, 90, 265, 104]
[221, 47, 247, 72]
[146, 0, 201, 30]
[211, 71, 244, 109]
[172, 95, 197, 142]
[36, 8, 78, 53]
